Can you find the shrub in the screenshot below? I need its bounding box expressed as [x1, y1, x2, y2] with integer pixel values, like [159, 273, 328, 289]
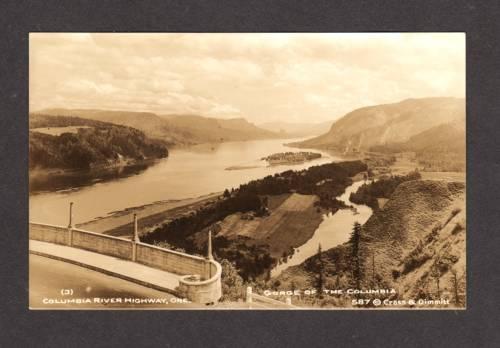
[220, 259, 245, 302]
[444, 207, 462, 227]
[451, 221, 464, 235]
[402, 252, 432, 275]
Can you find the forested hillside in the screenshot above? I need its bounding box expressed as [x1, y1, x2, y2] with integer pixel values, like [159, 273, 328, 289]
[29, 115, 168, 170]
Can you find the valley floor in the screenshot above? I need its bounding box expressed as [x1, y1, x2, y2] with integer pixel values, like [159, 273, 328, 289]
[216, 193, 323, 258]
[388, 153, 465, 182]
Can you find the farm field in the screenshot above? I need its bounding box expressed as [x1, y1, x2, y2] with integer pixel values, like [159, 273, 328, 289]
[217, 193, 323, 257]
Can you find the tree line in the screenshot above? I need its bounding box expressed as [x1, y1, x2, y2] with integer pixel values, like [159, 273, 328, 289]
[349, 170, 422, 210]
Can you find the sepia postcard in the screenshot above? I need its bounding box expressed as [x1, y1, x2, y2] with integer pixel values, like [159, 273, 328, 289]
[29, 33, 465, 310]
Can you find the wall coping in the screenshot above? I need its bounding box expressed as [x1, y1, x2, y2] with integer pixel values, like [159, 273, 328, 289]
[29, 221, 67, 229]
[136, 241, 206, 261]
[30, 222, 132, 242]
[72, 227, 132, 242]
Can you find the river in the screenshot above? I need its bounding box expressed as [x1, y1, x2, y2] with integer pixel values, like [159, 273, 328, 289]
[29, 138, 341, 226]
[270, 180, 373, 278]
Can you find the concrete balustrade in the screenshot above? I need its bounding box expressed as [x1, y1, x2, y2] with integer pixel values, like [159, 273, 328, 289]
[29, 221, 222, 304]
[135, 242, 207, 276]
[29, 222, 69, 245]
[72, 228, 133, 259]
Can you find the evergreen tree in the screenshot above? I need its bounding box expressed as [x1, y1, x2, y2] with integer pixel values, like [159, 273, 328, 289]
[220, 259, 244, 302]
[350, 222, 362, 288]
[314, 243, 325, 297]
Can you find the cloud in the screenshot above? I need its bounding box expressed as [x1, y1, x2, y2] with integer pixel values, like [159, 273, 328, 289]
[207, 103, 241, 117]
[29, 33, 465, 123]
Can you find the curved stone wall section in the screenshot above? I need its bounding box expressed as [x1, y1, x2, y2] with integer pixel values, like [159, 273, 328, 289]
[178, 260, 222, 304]
[135, 243, 222, 304]
[29, 222, 69, 245]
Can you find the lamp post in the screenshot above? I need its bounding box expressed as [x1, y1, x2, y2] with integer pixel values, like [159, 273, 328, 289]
[132, 213, 139, 261]
[68, 202, 74, 228]
[68, 202, 74, 246]
[133, 213, 139, 243]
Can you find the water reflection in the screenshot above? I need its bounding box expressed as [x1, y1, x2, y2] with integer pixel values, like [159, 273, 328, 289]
[30, 161, 157, 194]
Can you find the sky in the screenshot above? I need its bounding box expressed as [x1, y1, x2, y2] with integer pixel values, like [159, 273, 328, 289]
[29, 33, 465, 124]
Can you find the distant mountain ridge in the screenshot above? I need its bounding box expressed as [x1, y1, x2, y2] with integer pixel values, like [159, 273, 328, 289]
[258, 121, 333, 137]
[37, 108, 282, 146]
[293, 97, 465, 153]
[160, 113, 281, 143]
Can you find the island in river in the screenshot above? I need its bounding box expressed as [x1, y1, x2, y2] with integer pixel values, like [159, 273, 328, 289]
[261, 151, 322, 166]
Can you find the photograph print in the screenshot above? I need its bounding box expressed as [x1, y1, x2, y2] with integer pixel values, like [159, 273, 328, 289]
[29, 33, 466, 309]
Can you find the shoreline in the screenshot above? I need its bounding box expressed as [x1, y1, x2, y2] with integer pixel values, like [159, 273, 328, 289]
[29, 158, 164, 195]
[29, 157, 162, 178]
[76, 192, 223, 238]
[269, 177, 370, 277]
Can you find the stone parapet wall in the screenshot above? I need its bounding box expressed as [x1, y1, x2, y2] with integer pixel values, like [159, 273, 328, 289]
[29, 222, 222, 304]
[136, 243, 207, 277]
[72, 228, 133, 259]
[29, 222, 69, 245]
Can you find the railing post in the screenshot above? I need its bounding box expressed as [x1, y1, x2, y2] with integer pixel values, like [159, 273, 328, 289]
[207, 229, 213, 260]
[132, 213, 139, 261]
[246, 286, 253, 304]
[68, 202, 74, 246]
[133, 213, 139, 242]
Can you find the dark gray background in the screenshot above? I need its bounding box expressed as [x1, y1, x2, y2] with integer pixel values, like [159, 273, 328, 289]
[1, 0, 499, 347]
